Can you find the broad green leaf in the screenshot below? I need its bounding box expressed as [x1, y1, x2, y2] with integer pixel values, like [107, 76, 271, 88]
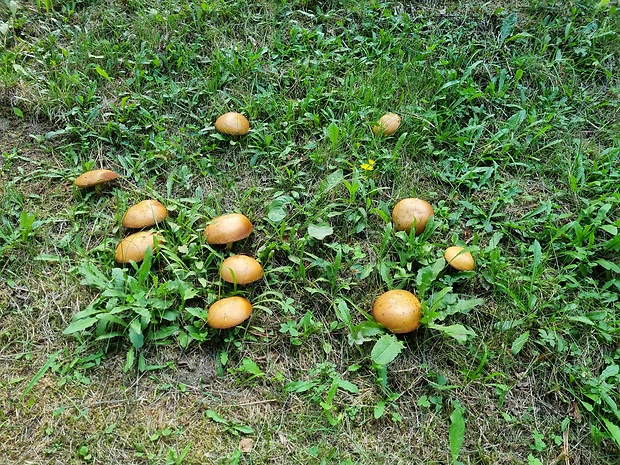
[94, 65, 112, 81]
[499, 13, 518, 44]
[337, 379, 358, 394]
[268, 196, 293, 222]
[205, 410, 228, 424]
[327, 122, 339, 144]
[324, 170, 344, 192]
[129, 319, 144, 348]
[371, 334, 405, 365]
[374, 401, 386, 419]
[511, 331, 529, 355]
[307, 223, 333, 240]
[602, 418, 620, 449]
[285, 380, 317, 393]
[428, 323, 476, 343]
[124, 347, 135, 372]
[449, 406, 465, 463]
[600, 364, 619, 381]
[233, 424, 254, 434]
[63, 317, 99, 334]
[241, 358, 264, 377]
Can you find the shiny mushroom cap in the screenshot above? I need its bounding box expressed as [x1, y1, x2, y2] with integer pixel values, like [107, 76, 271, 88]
[372, 113, 401, 136]
[444, 246, 475, 271]
[115, 230, 164, 263]
[372, 289, 422, 334]
[220, 255, 264, 285]
[122, 199, 168, 229]
[391, 198, 434, 235]
[207, 296, 252, 329]
[74, 169, 119, 188]
[204, 213, 253, 248]
[214, 112, 250, 136]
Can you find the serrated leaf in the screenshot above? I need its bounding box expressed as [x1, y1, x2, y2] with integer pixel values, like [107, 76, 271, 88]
[307, 223, 333, 240]
[428, 323, 476, 343]
[499, 13, 518, 44]
[205, 410, 228, 424]
[511, 331, 529, 355]
[371, 334, 405, 365]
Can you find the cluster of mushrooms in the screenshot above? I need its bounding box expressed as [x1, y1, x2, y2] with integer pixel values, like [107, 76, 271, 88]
[73, 110, 475, 338]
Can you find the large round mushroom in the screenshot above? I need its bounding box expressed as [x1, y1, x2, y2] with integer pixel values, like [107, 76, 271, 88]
[372, 113, 401, 136]
[74, 169, 119, 189]
[220, 255, 264, 285]
[214, 112, 250, 136]
[207, 296, 252, 329]
[204, 213, 253, 249]
[372, 289, 422, 334]
[391, 198, 434, 236]
[115, 230, 164, 263]
[122, 199, 168, 229]
[444, 246, 475, 271]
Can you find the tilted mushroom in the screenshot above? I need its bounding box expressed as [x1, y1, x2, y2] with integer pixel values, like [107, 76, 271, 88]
[214, 112, 250, 136]
[391, 198, 434, 236]
[122, 199, 168, 229]
[204, 213, 253, 250]
[444, 246, 475, 271]
[220, 255, 264, 285]
[115, 230, 164, 263]
[74, 169, 119, 189]
[372, 113, 401, 136]
[207, 296, 252, 329]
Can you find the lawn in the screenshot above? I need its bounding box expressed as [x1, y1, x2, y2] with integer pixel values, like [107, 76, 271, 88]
[1, 0, 619, 464]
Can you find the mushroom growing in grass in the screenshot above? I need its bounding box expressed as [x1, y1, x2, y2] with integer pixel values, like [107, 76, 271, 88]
[74, 169, 119, 190]
[220, 255, 264, 285]
[207, 296, 252, 329]
[372, 113, 401, 136]
[372, 289, 422, 334]
[215, 112, 250, 136]
[115, 230, 164, 263]
[122, 199, 168, 229]
[444, 246, 475, 271]
[391, 198, 434, 236]
[204, 213, 253, 250]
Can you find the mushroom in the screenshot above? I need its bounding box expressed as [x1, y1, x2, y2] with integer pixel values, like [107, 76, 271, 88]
[204, 213, 253, 249]
[372, 289, 422, 334]
[207, 296, 252, 329]
[122, 199, 168, 229]
[391, 198, 434, 235]
[220, 255, 264, 285]
[115, 230, 164, 263]
[214, 112, 250, 136]
[74, 169, 119, 189]
[444, 246, 475, 271]
[372, 113, 401, 136]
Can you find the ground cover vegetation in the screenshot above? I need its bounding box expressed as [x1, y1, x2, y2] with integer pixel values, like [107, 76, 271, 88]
[1, 0, 619, 463]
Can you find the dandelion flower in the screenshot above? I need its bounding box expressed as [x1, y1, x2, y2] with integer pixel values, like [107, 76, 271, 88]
[361, 159, 375, 171]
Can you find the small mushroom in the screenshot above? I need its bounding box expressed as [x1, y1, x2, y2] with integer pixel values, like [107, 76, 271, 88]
[115, 230, 164, 263]
[204, 213, 253, 249]
[372, 289, 422, 334]
[215, 112, 250, 136]
[220, 255, 264, 285]
[122, 199, 168, 229]
[74, 169, 119, 188]
[444, 246, 475, 271]
[391, 198, 434, 235]
[207, 296, 252, 329]
[372, 113, 401, 136]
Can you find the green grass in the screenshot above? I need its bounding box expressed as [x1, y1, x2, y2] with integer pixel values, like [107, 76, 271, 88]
[1, 0, 619, 463]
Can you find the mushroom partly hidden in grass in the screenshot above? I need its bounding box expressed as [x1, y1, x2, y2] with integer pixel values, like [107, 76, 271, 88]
[215, 112, 250, 136]
[444, 246, 475, 271]
[115, 230, 164, 263]
[372, 113, 401, 136]
[391, 198, 434, 236]
[204, 213, 253, 250]
[74, 169, 119, 189]
[372, 289, 423, 334]
[122, 199, 168, 229]
[220, 255, 264, 285]
[207, 296, 252, 329]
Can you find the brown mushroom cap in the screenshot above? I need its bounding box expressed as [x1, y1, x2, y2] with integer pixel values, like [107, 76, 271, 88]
[115, 230, 164, 263]
[122, 199, 168, 229]
[372, 113, 401, 136]
[214, 112, 250, 136]
[204, 213, 253, 246]
[391, 198, 434, 235]
[444, 246, 475, 271]
[74, 169, 119, 188]
[207, 296, 252, 329]
[220, 255, 264, 285]
[372, 289, 422, 334]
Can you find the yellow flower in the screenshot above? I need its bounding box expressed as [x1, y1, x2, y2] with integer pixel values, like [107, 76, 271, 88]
[361, 159, 375, 171]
